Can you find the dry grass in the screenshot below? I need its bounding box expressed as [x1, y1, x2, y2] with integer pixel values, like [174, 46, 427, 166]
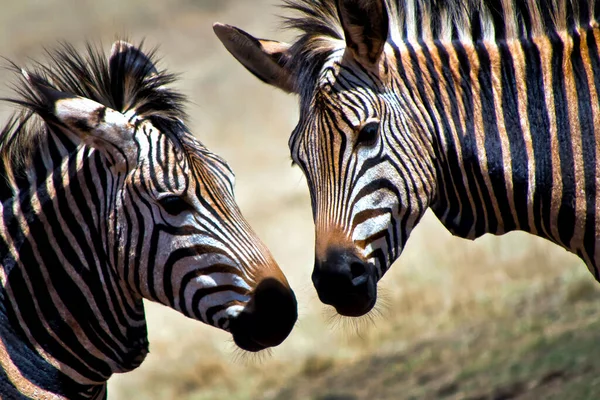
[0, 1, 597, 399]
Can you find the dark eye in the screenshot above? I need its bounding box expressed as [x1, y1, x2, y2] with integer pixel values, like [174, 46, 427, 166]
[158, 195, 192, 216]
[356, 121, 380, 147]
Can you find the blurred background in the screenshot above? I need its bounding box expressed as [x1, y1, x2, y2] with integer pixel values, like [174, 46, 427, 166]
[1, 1, 600, 399]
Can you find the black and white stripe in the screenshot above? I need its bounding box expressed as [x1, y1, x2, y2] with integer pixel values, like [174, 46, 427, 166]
[0, 40, 297, 398]
[214, 0, 600, 316]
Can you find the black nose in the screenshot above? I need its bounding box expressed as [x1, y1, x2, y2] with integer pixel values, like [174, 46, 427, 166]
[229, 277, 298, 352]
[312, 247, 377, 317]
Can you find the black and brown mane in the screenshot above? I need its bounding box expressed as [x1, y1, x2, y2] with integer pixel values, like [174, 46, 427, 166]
[283, 0, 599, 43]
[0, 41, 187, 171]
[279, 0, 599, 96]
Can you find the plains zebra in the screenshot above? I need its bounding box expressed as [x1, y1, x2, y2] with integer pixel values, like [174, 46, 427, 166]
[215, 0, 600, 317]
[0, 41, 297, 398]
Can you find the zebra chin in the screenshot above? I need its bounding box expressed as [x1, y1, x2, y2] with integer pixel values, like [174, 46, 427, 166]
[228, 277, 298, 352]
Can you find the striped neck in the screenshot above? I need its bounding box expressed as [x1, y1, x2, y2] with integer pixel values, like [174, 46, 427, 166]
[0, 129, 147, 398]
[391, 28, 600, 270]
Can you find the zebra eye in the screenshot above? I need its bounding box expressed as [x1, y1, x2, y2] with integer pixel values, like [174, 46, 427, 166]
[356, 121, 380, 147]
[158, 195, 192, 216]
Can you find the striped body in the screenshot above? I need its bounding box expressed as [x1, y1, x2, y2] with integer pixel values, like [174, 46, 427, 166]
[390, 28, 600, 272]
[0, 134, 149, 399]
[215, 0, 600, 316]
[0, 41, 297, 398]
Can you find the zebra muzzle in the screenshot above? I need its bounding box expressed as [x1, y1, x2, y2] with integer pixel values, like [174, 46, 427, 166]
[228, 277, 298, 352]
[312, 247, 378, 317]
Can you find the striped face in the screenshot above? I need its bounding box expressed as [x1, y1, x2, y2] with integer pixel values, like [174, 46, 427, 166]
[100, 113, 298, 352]
[288, 50, 432, 316]
[214, 0, 430, 317]
[14, 63, 298, 353]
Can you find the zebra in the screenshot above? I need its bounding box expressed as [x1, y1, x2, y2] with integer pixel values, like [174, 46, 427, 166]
[0, 40, 297, 399]
[214, 0, 600, 317]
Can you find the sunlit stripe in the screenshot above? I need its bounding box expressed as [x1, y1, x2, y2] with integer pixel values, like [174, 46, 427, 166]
[0, 335, 69, 400]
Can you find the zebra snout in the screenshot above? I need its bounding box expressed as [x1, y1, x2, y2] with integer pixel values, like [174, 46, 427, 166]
[229, 277, 298, 352]
[312, 247, 377, 317]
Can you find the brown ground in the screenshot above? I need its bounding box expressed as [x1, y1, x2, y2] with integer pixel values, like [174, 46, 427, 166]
[1, 1, 599, 399]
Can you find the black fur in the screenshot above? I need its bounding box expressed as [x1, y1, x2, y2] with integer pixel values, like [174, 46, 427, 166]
[0, 41, 187, 166]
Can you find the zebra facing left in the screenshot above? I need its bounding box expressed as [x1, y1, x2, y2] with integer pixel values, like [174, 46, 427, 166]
[216, 0, 600, 318]
[0, 41, 297, 399]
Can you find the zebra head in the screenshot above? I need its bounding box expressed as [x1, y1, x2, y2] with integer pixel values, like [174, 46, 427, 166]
[215, 0, 435, 317]
[12, 41, 297, 351]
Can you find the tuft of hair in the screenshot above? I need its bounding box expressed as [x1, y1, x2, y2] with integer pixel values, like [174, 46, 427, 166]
[282, 0, 343, 40]
[280, 0, 344, 100]
[0, 40, 187, 169]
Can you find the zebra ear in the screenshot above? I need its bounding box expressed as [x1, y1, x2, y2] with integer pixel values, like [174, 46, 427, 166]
[26, 74, 136, 166]
[336, 0, 389, 68]
[213, 23, 296, 93]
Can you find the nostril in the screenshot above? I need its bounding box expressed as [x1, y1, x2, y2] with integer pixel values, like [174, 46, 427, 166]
[350, 261, 366, 279]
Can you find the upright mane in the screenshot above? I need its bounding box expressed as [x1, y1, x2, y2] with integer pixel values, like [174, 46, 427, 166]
[0, 41, 187, 168]
[283, 0, 599, 43]
[280, 0, 600, 97]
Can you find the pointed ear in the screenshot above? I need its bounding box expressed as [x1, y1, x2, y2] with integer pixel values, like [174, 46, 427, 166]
[336, 0, 389, 68]
[26, 73, 136, 167]
[213, 23, 296, 93]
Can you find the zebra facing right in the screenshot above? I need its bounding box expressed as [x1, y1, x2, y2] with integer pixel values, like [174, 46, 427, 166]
[0, 41, 297, 399]
[216, 0, 600, 317]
